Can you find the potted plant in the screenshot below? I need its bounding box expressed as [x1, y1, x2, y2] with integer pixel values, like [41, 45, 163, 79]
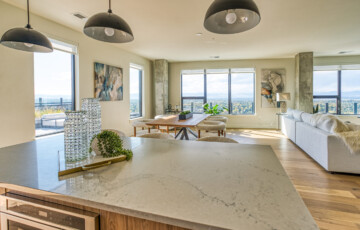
[313, 104, 319, 114]
[90, 130, 133, 160]
[203, 103, 228, 116]
[179, 110, 193, 120]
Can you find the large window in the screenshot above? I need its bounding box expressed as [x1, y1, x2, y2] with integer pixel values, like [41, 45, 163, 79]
[313, 66, 360, 115]
[207, 69, 229, 115]
[181, 68, 255, 115]
[181, 70, 206, 113]
[231, 69, 255, 115]
[342, 70, 360, 114]
[130, 65, 143, 118]
[34, 40, 76, 137]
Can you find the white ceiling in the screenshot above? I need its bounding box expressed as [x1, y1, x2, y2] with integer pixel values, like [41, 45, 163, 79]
[3, 0, 360, 62]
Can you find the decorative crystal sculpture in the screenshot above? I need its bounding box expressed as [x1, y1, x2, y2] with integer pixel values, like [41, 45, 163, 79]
[81, 98, 101, 148]
[64, 111, 88, 162]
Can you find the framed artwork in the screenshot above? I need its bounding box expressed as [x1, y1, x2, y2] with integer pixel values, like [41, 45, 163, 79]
[261, 69, 286, 108]
[94, 62, 123, 101]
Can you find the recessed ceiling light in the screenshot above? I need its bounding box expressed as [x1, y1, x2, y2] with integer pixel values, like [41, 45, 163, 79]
[196, 33, 203, 36]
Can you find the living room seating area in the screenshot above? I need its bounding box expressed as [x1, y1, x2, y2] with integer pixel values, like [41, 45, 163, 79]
[281, 109, 360, 174]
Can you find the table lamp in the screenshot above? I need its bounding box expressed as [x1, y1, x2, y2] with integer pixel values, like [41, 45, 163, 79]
[276, 93, 291, 113]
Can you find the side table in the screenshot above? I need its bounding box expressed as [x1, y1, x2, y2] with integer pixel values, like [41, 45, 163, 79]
[276, 113, 288, 130]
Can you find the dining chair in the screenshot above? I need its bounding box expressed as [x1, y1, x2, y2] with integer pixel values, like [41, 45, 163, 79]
[196, 137, 239, 143]
[139, 133, 174, 140]
[132, 119, 155, 137]
[197, 121, 226, 138]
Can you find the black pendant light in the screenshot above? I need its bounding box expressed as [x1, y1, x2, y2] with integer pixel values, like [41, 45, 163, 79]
[84, 0, 134, 43]
[204, 0, 261, 34]
[0, 0, 53, 53]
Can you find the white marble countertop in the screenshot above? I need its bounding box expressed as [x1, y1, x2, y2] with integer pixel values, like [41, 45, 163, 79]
[0, 134, 318, 230]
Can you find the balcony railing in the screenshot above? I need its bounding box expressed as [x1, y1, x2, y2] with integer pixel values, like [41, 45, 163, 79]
[35, 97, 73, 136]
[315, 102, 359, 115]
[35, 97, 73, 111]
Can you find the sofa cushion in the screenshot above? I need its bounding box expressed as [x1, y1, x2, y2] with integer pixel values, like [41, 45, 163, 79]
[286, 108, 294, 118]
[293, 110, 304, 122]
[301, 113, 317, 127]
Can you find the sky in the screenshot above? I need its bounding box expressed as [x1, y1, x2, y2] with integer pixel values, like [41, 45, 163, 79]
[182, 73, 255, 99]
[130, 67, 141, 100]
[34, 50, 72, 102]
[314, 70, 360, 98]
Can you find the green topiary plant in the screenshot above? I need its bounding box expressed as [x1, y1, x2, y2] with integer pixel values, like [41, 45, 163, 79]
[313, 104, 319, 114]
[203, 103, 228, 115]
[89, 130, 133, 160]
[180, 110, 191, 115]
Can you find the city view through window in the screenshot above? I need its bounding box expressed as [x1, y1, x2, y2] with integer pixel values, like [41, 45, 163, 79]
[34, 48, 75, 136]
[130, 65, 143, 118]
[313, 69, 360, 115]
[181, 69, 255, 115]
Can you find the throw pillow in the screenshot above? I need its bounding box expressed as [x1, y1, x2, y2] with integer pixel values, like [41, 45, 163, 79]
[293, 110, 304, 122]
[301, 113, 316, 126]
[316, 115, 350, 133]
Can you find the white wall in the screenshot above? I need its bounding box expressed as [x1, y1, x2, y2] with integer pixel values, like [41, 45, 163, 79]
[0, 1, 152, 148]
[314, 55, 360, 66]
[169, 59, 296, 129]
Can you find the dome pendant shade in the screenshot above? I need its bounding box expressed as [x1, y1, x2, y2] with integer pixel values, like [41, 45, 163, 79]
[84, 11, 134, 43]
[1, 27, 53, 53]
[0, 0, 53, 53]
[204, 0, 261, 34]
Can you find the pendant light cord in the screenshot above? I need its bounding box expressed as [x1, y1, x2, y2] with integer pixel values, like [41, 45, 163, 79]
[108, 0, 112, 13]
[26, 0, 32, 29]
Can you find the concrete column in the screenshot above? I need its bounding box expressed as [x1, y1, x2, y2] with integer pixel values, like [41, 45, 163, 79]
[295, 52, 313, 113]
[154, 60, 169, 115]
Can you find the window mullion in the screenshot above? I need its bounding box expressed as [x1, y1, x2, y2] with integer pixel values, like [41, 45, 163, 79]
[71, 54, 76, 111]
[204, 69, 207, 106]
[139, 70, 143, 117]
[338, 70, 342, 115]
[228, 69, 231, 114]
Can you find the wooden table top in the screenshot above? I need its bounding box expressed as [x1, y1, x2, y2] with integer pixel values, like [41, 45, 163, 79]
[146, 114, 210, 127]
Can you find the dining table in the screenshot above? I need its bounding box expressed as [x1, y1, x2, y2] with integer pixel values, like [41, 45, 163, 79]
[146, 114, 210, 140]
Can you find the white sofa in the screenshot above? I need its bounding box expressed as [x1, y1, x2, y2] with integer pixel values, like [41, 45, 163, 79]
[281, 109, 360, 174]
[281, 116, 296, 142]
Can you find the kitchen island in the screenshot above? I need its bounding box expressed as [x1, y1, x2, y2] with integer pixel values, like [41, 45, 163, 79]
[0, 134, 318, 230]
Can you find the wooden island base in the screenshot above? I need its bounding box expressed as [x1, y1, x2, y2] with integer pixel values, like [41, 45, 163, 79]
[0, 187, 189, 230]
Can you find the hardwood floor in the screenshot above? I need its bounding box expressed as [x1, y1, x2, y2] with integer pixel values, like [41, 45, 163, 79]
[225, 129, 360, 230]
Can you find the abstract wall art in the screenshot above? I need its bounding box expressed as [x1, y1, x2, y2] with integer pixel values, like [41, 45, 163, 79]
[94, 62, 123, 101]
[261, 69, 286, 108]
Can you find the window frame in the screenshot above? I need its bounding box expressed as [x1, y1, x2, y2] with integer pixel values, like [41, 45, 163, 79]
[313, 70, 343, 114]
[180, 68, 256, 115]
[129, 64, 143, 119]
[180, 72, 207, 113]
[229, 70, 256, 115]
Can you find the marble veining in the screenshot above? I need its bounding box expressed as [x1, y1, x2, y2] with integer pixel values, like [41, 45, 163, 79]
[0, 134, 319, 230]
